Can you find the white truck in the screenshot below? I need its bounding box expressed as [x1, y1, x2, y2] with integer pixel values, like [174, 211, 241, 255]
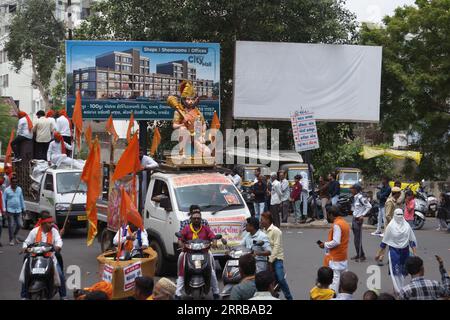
[97, 165, 251, 276]
[14, 162, 88, 229]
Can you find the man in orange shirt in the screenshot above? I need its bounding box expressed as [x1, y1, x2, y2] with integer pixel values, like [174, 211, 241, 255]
[317, 205, 350, 292]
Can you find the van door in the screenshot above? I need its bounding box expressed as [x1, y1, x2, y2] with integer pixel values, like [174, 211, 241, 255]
[40, 173, 55, 216]
[145, 178, 176, 255]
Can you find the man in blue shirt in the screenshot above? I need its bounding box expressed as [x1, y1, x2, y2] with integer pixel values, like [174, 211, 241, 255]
[373, 176, 391, 236]
[241, 217, 272, 273]
[3, 177, 25, 246]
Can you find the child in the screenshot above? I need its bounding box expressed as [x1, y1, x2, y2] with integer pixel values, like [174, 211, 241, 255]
[310, 266, 336, 300]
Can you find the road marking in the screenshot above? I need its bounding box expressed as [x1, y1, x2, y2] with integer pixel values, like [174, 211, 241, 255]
[286, 231, 293, 234]
[297, 231, 303, 234]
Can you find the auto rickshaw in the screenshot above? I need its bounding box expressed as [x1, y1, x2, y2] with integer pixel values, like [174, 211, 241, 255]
[335, 167, 363, 194]
[233, 164, 270, 214]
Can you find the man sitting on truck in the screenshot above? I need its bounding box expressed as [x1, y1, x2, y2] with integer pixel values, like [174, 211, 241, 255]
[176, 206, 220, 300]
[47, 132, 73, 167]
[113, 222, 149, 256]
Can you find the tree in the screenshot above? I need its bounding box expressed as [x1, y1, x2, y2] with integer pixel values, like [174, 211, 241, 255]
[75, 0, 358, 130]
[5, 0, 65, 109]
[360, 0, 450, 180]
[0, 103, 17, 154]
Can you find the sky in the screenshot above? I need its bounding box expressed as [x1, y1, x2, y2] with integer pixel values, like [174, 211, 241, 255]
[66, 41, 220, 82]
[344, 0, 416, 23]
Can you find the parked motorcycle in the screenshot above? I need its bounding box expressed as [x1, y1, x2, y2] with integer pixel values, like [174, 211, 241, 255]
[175, 232, 222, 299]
[416, 191, 438, 218]
[337, 194, 352, 216]
[23, 242, 58, 300]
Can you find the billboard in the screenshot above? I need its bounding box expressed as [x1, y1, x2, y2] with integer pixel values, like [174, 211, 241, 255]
[66, 40, 220, 120]
[233, 41, 382, 122]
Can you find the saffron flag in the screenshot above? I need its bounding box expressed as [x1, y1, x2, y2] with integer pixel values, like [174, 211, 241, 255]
[5, 129, 15, 166]
[120, 186, 144, 230]
[84, 123, 92, 147]
[126, 112, 135, 143]
[210, 111, 220, 130]
[81, 139, 102, 246]
[72, 90, 83, 151]
[112, 134, 141, 182]
[105, 114, 119, 144]
[150, 127, 161, 156]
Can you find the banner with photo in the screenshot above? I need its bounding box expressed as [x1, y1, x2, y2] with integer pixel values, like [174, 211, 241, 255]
[66, 40, 220, 120]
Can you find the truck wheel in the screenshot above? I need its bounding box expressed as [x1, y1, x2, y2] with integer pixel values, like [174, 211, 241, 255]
[100, 229, 113, 253]
[150, 240, 166, 276]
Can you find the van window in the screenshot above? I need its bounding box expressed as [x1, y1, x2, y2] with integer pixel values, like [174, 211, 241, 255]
[151, 179, 170, 201]
[44, 174, 54, 192]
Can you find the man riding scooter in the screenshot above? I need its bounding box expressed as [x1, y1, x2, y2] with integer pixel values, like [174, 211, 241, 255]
[241, 217, 272, 273]
[20, 212, 67, 299]
[175, 206, 220, 300]
[113, 222, 149, 259]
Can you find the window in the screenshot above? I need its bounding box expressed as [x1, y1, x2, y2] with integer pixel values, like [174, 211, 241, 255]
[0, 50, 7, 64]
[115, 56, 121, 62]
[0, 74, 8, 88]
[97, 72, 107, 82]
[151, 180, 171, 204]
[81, 82, 88, 89]
[44, 174, 54, 192]
[82, 73, 89, 80]
[56, 172, 87, 194]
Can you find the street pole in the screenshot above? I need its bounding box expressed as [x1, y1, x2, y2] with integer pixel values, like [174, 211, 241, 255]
[67, 0, 73, 40]
[138, 121, 147, 152]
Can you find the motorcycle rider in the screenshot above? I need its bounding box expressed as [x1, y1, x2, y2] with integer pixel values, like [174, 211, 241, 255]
[20, 213, 67, 299]
[175, 207, 220, 300]
[241, 217, 272, 273]
[113, 222, 149, 256]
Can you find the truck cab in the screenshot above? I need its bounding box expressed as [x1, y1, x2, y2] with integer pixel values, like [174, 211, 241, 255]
[22, 168, 88, 229]
[98, 165, 251, 276]
[336, 167, 363, 194]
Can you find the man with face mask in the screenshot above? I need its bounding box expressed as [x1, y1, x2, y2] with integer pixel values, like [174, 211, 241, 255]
[317, 205, 350, 293]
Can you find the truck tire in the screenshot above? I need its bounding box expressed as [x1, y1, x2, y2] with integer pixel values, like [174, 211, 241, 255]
[100, 229, 114, 253]
[150, 240, 166, 276]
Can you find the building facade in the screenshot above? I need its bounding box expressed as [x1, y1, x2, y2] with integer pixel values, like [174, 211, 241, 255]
[73, 49, 214, 100]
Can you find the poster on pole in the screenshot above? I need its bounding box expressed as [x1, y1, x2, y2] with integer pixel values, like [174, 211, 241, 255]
[66, 40, 220, 120]
[291, 110, 319, 152]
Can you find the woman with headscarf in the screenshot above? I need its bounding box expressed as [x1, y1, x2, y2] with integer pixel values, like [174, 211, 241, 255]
[375, 208, 417, 293]
[11, 111, 33, 161]
[47, 131, 72, 166]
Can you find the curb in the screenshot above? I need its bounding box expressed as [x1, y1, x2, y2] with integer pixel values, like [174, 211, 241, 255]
[280, 222, 377, 230]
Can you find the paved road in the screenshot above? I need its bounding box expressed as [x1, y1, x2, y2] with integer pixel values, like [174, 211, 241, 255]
[0, 218, 449, 300]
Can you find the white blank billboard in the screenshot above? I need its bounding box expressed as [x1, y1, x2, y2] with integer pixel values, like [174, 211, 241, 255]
[233, 41, 382, 122]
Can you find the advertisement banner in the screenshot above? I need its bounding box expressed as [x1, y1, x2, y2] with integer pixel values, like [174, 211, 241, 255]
[66, 40, 220, 120]
[102, 264, 114, 283]
[123, 261, 142, 291]
[208, 216, 247, 255]
[291, 110, 319, 152]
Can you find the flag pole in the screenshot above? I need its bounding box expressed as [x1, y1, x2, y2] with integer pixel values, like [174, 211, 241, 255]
[60, 179, 81, 237]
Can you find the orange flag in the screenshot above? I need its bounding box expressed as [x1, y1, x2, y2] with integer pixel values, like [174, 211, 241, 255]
[72, 90, 83, 151]
[84, 123, 92, 147]
[105, 114, 119, 144]
[126, 112, 135, 143]
[81, 139, 102, 246]
[210, 111, 220, 130]
[150, 127, 161, 156]
[112, 134, 141, 182]
[120, 186, 143, 230]
[5, 129, 15, 167]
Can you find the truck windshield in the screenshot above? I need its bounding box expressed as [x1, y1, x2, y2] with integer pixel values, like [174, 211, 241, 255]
[339, 172, 360, 185]
[56, 172, 87, 194]
[174, 184, 244, 212]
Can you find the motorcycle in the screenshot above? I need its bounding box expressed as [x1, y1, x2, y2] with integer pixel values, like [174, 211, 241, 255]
[220, 244, 252, 299]
[23, 242, 58, 300]
[412, 196, 427, 230]
[416, 191, 438, 218]
[175, 232, 222, 299]
[337, 194, 352, 216]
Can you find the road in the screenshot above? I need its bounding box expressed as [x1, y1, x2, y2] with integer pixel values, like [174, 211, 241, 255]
[0, 218, 449, 300]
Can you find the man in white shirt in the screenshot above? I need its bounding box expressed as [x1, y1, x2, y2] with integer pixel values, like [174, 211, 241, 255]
[20, 214, 67, 299]
[279, 171, 290, 223]
[47, 132, 73, 166]
[33, 110, 55, 160]
[269, 173, 282, 228]
[55, 110, 72, 147]
[249, 270, 280, 300]
[332, 271, 358, 300]
[113, 223, 149, 254]
[12, 111, 33, 161]
[350, 184, 372, 262]
[300, 171, 310, 220]
[139, 149, 159, 170]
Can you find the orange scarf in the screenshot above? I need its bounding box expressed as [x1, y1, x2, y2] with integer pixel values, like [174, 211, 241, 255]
[54, 132, 66, 154]
[18, 111, 33, 131]
[35, 226, 53, 244]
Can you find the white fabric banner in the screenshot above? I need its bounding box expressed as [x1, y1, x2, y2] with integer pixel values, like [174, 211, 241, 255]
[233, 41, 382, 122]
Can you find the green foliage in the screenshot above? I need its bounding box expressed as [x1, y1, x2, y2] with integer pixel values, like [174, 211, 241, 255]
[5, 0, 65, 108]
[0, 104, 18, 154]
[360, 0, 450, 180]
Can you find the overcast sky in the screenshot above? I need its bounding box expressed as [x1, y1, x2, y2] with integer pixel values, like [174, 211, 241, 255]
[344, 0, 417, 23]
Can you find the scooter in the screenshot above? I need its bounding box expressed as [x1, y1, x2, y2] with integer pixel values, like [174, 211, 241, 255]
[23, 242, 58, 300]
[220, 244, 252, 299]
[416, 191, 438, 218]
[175, 232, 222, 299]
